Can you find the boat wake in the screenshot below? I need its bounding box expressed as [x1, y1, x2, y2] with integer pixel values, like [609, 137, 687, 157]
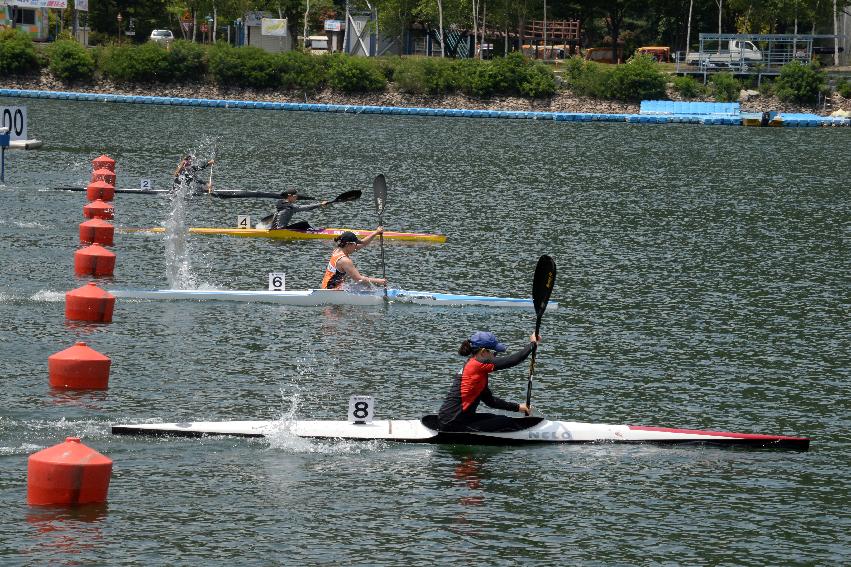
[264, 388, 385, 454]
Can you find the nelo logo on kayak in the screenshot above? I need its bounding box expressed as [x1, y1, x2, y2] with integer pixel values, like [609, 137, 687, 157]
[527, 431, 573, 440]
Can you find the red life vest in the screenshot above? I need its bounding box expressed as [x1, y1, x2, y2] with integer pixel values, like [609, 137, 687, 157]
[460, 358, 495, 411]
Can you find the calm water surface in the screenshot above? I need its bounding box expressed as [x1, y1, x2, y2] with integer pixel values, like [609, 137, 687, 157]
[0, 97, 848, 565]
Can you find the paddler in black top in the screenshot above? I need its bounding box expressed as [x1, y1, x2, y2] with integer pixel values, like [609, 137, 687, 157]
[172, 154, 215, 193]
[437, 331, 539, 432]
[271, 188, 330, 230]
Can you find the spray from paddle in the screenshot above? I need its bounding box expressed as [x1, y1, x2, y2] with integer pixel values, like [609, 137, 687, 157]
[164, 154, 196, 289]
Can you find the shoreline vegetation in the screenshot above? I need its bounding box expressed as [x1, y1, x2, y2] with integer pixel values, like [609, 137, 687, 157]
[1, 31, 849, 116]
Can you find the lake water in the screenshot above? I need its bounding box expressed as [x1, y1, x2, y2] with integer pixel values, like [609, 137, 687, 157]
[0, 97, 848, 565]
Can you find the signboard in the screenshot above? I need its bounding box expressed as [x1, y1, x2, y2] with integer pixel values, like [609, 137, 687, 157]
[1, 0, 68, 7]
[348, 395, 374, 424]
[268, 272, 285, 291]
[75, 0, 88, 11]
[0, 106, 27, 141]
[324, 20, 343, 32]
[180, 21, 191, 32]
[261, 18, 287, 36]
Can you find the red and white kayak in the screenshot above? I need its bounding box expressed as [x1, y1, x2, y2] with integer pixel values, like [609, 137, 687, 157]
[112, 415, 809, 451]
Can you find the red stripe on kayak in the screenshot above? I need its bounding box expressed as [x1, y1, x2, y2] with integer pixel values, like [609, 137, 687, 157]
[628, 425, 808, 441]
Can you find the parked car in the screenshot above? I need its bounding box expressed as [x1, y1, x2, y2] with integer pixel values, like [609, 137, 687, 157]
[149, 29, 174, 45]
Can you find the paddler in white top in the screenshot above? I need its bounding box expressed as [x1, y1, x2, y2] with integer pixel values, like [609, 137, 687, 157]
[321, 229, 386, 290]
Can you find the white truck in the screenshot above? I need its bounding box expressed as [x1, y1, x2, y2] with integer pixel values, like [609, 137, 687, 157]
[686, 39, 762, 67]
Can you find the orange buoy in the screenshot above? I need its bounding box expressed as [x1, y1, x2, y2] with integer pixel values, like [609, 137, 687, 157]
[90, 168, 116, 186]
[27, 437, 112, 506]
[65, 282, 115, 323]
[91, 155, 115, 172]
[79, 219, 114, 247]
[83, 199, 114, 220]
[74, 244, 116, 277]
[48, 342, 111, 389]
[86, 180, 115, 202]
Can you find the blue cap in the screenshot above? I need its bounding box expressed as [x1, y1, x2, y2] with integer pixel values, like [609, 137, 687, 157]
[469, 331, 506, 353]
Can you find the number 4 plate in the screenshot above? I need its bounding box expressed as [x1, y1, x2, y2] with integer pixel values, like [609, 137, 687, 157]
[348, 395, 374, 424]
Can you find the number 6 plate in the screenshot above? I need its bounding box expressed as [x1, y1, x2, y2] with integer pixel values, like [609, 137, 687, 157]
[348, 395, 374, 424]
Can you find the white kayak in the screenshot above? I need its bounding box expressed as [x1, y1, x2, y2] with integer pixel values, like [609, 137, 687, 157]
[108, 287, 555, 310]
[111, 415, 809, 450]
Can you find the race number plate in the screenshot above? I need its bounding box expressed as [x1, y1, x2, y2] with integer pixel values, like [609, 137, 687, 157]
[140, 178, 153, 191]
[348, 395, 374, 424]
[237, 215, 251, 229]
[268, 272, 285, 291]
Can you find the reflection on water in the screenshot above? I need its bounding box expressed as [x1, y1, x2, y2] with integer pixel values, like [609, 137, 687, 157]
[24, 504, 108, 563]
[455, 456, 485, 507]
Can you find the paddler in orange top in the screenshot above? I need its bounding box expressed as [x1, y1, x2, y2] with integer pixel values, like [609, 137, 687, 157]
[321, 228, 386, 290]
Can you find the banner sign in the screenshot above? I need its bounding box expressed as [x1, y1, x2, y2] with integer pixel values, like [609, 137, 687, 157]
[0, 0, 68, 8]
[324, 20, 342, 32]
[0, 106, 27, 141]
[261, 18, 287, 36]
[75, 0, 87, 11]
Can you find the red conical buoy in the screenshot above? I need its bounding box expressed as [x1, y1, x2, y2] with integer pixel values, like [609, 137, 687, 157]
[91, 155, 115, 173]
[83, 199, 114, 220]
[48, 342, 111, 389]
[65, 282, 115, 323]
[79, 219, 114, 246]
[28, 437, 112, 506]
[74, 244, 116, 277]
[90, 168, 116, 186]
[86, 180, 115, 202]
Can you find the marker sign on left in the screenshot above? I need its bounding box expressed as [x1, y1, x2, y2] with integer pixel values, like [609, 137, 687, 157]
[0, 107, 27, 141]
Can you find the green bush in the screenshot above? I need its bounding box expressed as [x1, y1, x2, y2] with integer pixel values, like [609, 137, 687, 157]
[47, 39, 95, 82]
[710, 72, 740, 102]
[454, 58, 498, 97]
[277, 50, 326, 91]
[208, 43, 280, 88]
[0, 28, 40, 76]
[673, 75, 702, 98]
[519, 61, 557, 98]
[326, 54, 386, 93]
[563, 56, 610, 98]
[99, 43, 170, 83]
[837, 78, 851, 98]
[394, 57, 459, 95]
[774, 61, 826, 103]
[604, 54, 667, 101]
[166, 40, 207, 80]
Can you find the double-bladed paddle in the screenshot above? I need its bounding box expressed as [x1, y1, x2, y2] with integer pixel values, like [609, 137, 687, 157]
[258, 189, 362, 228]
[525, 255, 557, 415]
[373, 175, 388, 298]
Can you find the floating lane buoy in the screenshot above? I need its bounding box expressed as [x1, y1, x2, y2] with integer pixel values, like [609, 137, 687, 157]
[48, 341, 111, 389]
[83, 199, 114, 220]
[90, 168, 116, 186]
[86, 180, 115, 202]
[27, 437, 112, 506]
[91, 154, 115, 173]
[79, 219, 114, 247]
[65, 282, 115, 323]
[74, 244, 116, 277]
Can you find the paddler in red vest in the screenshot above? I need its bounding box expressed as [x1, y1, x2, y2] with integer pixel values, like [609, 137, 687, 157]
[321, 229, 386, 289]
[437, 331, 539, 432]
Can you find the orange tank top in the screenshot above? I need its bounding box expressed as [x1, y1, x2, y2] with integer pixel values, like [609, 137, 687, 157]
[321, 249, 348, 289]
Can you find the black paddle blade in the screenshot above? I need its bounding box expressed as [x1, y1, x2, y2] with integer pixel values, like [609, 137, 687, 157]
[334, 189, 362, 203]
[373, 175, 387, 216]
[532, 255, 557, 320]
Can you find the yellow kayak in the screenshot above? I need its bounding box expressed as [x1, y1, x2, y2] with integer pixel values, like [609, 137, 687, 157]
[125, 226, 447, 244]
